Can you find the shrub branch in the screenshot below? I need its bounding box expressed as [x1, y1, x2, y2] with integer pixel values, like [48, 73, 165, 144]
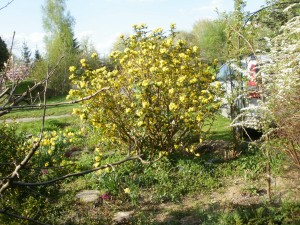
[13, 155, 144, 187]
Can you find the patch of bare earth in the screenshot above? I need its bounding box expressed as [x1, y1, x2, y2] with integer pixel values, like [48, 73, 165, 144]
[152, 167, 299, 224]
[66, 140, 300, 224]
[150, 141, 300, 224]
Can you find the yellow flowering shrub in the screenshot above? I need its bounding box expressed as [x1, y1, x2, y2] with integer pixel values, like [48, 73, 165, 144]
[68, 24, 221, 158]
[0, 124, 27, 178]
[21, 129, 83, 171]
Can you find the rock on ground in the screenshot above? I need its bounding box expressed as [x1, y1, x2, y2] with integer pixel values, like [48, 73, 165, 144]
[76, 190, 100, 203]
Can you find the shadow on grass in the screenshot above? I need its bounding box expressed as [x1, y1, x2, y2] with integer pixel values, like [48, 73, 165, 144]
[148, 201, 300, 225]
[44, 119, 72, 130]
[208, 130, 233, 141]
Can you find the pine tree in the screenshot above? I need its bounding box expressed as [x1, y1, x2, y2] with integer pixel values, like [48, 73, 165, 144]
[0, 36, 9, 71]
[34, 49, 42, 62]
[21, 42, 31, 67]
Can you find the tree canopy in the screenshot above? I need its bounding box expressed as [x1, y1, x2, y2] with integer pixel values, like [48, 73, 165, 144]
[192, 19, 227, 63]
[0, 36, 9, 71]
[39, 0, 79, 95]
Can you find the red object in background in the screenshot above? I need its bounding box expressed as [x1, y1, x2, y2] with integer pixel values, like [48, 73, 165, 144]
[248, 62, 258, 87]
[247, 61, 260, 99]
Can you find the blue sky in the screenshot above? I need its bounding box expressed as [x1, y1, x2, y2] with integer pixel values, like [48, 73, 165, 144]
[0, 0, 265, 56]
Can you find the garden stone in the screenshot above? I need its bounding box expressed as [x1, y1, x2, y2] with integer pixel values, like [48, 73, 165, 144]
[75, 190, 100, 203]
[180, 215, 201, 225]
[112, 210, 134, 224]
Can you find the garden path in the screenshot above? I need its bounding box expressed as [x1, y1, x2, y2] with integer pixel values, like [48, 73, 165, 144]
[0, 114, 72, 123]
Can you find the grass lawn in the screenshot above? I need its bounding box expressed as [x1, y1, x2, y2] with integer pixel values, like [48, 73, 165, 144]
[14, 115, 79, 134]
[2, 99, 232, 141]
[208, 114, 233, 141]
[1, 101, 299, 225]
[0, 97, 76, 120]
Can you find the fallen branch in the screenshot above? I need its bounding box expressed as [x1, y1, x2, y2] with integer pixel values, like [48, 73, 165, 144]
[0, 209, 49, 225]
[0, 64, 52, 195]
[13, 155, 145, 187]
[0, 88, 10, 98]
[0, 139, 41, 194]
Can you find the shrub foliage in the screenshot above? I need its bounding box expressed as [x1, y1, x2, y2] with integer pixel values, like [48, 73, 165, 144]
[68, 24, 221, 158]
[264, 14, 300, 168]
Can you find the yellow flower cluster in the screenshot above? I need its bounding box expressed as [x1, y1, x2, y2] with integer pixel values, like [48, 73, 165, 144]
[67, 24, 221, 158]
[124, 187, 131, 194]
[24, 129, 82, 169]
[91, 52, 98, 58]
[93, 147, 103, 168]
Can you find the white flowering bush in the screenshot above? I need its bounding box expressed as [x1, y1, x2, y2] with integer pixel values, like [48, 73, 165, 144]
[68, 24, 221, 159]
[264, 13, 300, 168]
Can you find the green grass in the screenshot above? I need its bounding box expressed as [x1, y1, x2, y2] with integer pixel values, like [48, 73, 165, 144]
[0, 97, 80, 134]
[13, 80, 42, 95]
[2, 101, 232, 142]
[49, 139, 290, 224]
[0, 93, 77, 120]
[1, 80, 77, 120]
[1, 100, 297, 225]
[140, 201, 300, 225]
[14, 116, 79, 134]
[208, 114, 233, 141]
[1, 104, 75, 120]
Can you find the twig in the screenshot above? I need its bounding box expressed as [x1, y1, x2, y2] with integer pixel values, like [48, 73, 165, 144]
[242, 126, 253, 142]
[137, 155, 151, 164]
[0, 87, 110, 111]
[13, 155, 144, 187]
[0, 56, 64, 117]
[244, 1, 300, 26]
[0, 88, 10, 98]
[0, 0, 15, 11]
[41, 65, 50, 132]
[227, 23, 256, 55]
[9, 31, 15, 55]
[0, 59, 62, 195]
[0, 209, 49, 225]
[0, 137, 41, 194]
[18, 163, 76, 171]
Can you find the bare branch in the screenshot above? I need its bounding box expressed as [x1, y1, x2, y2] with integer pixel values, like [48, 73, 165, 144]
[0, 209, 49, 225]
[40, 65, 50, 132]
[13, 155, 144, 187]
[9, 31, 15, 58]
[0, 60, 61, 195]
[0, 88, 10, 98]
[42, 87, 110, 106]
[227, 22, 256, 55]
[0, 140, 41, 194]
[0, 56, 64, 117]
[244, 1, 300, 26]
[0, 0, 15, 11]
[15, 163, 75, 171]
[0, 87, 110, 111]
